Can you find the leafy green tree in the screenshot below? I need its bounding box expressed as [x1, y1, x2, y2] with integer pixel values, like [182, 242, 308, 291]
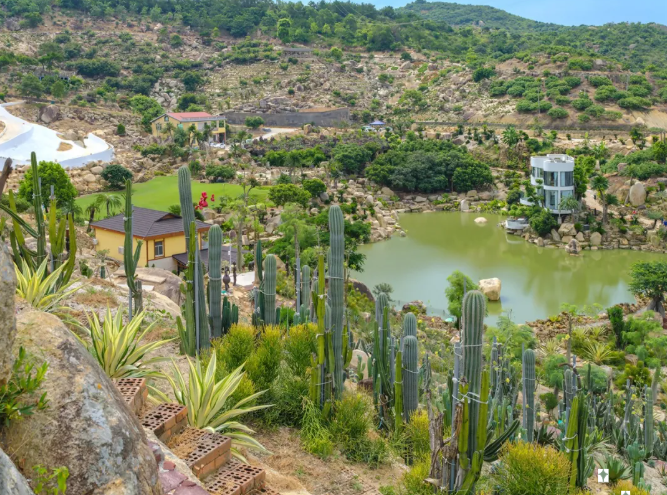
[302, 178, 326, 198]
[101, 164, 133, 190]
[452, 160, 493, 192]
[19, 75, 44, 98]
[206, 165, 236, 182]
[18, 161, 77, 209]
[51, 80, 66, 98]
[268, 184, 311, 207]
[333, 144, 371, 175]
[170, 34, 183, 47]
[181, 71, 204, 92]
[244, 116, 265, 129]
[529, 210, 557, 237]
[472, 66, 495, 82]
[329, 47, 343, 61]
[368, 25, 394, 51]
[629, 261, 667, 317]
[445, 270, 479, 325]
[277, 18, 291, 43]
[590, 175, 616, 224]
[116, 123, 126, 136]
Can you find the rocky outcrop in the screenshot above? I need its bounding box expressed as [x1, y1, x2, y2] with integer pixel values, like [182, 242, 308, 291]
[2, 311, 161, 495]
[0, 245, 15, 386]
[38, 105, 61, 124]
[0, 448, 34, 495]
[629, 182, 647, 206]
[479, 278, 501, 301]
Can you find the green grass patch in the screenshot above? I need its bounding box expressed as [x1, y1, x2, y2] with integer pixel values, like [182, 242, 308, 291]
[76, 176, 270, 216]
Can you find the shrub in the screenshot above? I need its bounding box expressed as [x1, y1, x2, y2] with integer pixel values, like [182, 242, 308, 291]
[206, 165, 236, 182]
[100, 164, 133, 190]
[402, 410, 430, 459]
[547, 107, 568, 119]
[493, 442, 571, 495]
[244, 116, 264, 129]
[300, 400, 334, 458]
[472, 67, 495, 82]
[401, 455, 432, 495]
[268, 183, 311, 207]
[579, 363, 607, 393]
[212, 324, 255, 372]
[543, 354, 568, 388]
[246, 326, 282, 392]
[0, 347, 48, 426]
[330, 393, 373, 445]
[540, 392, 558, 412]
[611, 480, 650, 495]
[283, 324, 317, 376]
[572, 96, 593, 110]
[116, 123, 126, 135]
[529, 210, 557, 237]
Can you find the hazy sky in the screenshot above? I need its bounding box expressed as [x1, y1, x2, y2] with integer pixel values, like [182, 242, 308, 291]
[371, 0, 666, 26]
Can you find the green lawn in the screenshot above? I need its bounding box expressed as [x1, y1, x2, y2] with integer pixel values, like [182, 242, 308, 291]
[76, 176, 271, 217]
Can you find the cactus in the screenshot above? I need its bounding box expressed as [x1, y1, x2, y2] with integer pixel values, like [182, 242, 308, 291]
[564, 368, 575, 413]
[491, 338, 499, 393]
[275, 306, 281, 325]
[263, 254, 277, 324]
[30, 152, 46, 268]
[123, 179, 143, 317]
[394, 350, 403, 432]
[522, 349, 536, 442]
[301, 265, 311, 319]
[177, 223, 197, 355]
[178, 166, 209, 351]
[309, 254, 333, 414]
[403, 335, 419, 422]
[403, 312, 417, 338]
[208, 225, 223, 338]
[329, 205, 345, 400]
[645, 385, 654, 456]
[461, 290, 485, 458]
[255, 239, 263, 282]
[231, 303, 238, 324]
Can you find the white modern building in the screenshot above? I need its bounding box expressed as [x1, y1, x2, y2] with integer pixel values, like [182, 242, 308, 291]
[520, 154, 575, 214]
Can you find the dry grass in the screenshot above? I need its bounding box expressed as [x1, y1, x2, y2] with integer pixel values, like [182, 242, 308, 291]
[57, 141, 73, 151]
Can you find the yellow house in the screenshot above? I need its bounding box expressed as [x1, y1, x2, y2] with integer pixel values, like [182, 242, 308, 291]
[91, 207, 210, 271]
[150, 112, 227, 143]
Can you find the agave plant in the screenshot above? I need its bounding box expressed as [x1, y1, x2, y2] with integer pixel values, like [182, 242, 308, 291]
[14, 258, 78, 312]
[603, 454, 632, 484]
[75, 307, 172, 379]
[538, 338, 562, 357]
[152, 353, 271, 462]
[582, 341, 613, 365]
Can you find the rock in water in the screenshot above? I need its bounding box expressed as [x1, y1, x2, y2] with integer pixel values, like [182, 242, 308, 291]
[0, 448, 34, 495]
[479, 278, 502, 301]
[0, 244, 16, 386]
[2, 311, 161, 495]
[474, 217, 488, 224]
[629, 182, 647, 206]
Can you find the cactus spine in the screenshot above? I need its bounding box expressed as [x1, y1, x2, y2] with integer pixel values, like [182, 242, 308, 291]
[403, 335, 419, 422]
[328, 205, 345, 400]
[208, 225, 223, 338]
[461, 290, 485, 458]
[263, 254, 277, 325]
[123, 179, 143, 318]
[522, 348, 536, 442]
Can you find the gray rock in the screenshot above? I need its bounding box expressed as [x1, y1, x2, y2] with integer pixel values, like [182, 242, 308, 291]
[265, 214, 282, 234]
[590, 232, 602, 246]
[551, 229, 561, 242]
[38, 105, 61, 124]
[629, 182, 647, 206]
[2, 311, 161, 495]
[414, 196, 427, 203]
[466, 190, 478, 198]
[380, 186, 394, 197]
[319, 191, 329, 202]
[0, 448, 34, 495]
[460, 199, 469, 211]
[5, 18, 20, 31]
[0, 244, 15, 386]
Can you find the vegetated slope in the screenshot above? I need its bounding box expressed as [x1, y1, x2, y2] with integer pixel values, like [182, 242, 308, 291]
[400, 0, 561, 31]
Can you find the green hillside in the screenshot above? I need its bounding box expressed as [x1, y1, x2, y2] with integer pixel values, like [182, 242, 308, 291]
[400, 0, 561, 31]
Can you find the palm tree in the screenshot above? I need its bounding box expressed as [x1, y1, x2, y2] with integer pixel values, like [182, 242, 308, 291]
[163, 122, 175, 141]
[559, 195, 581, 222]
[590, 175, 615, 224]
[102, 193, 123, 217]
[85, 194, 106, 232]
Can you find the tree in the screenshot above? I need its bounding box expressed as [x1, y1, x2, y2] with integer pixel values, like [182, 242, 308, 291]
[445, 270, 478, 325]
[206, 165, 236, 182]
[85, 194, 105, 232]
[558, 195, 580, 221]
[268, 184, 311, 207]
[116, 123, 126, 136]
[472, 66, 495, 82]
[529, 209, 557, 237]
[332, 144, 371, 175]
[18, 161, 77, 209]
[368, 25, 394, 51]
[302, 178, 326, 198]
[573, 160, 589, 199]
[19, 75, 44, 98]
[590, 175, 612, 223]
[452, 161, 494, 192]
[629, 261, 667, 317]
[244, 116, 264, 129]
[181, 71, 204, 92]
[277, 18, 291, 43]
[101, 164, 133, 190]
[329, 47, 343, 61]
[51, 80, 66, 98]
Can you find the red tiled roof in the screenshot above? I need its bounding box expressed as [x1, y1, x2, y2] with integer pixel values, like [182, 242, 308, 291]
[166, 112, 212, 119]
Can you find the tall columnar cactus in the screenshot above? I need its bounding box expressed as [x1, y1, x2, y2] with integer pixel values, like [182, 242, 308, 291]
[123, 179, 143, 317]
[301, 265, 311, 318]
[403, 312, 417, 338]
[491, 338, 499, 393]
[329, 205, 345, 400]
[394, 350, 403, 432]
[222, 297, 232, 333]
[231, 303, 238, 325]
[255, 239, 263, 282]
[522, 349, 536, 442]
[645, 385, 654, 455]
[263, 254, 277, 325]
[178, 166, 209, 350]
[208, 225, 223, 338]
[403, 335, 419, 422]
[461, 290, 485, 458]
[564, 394, 581, 488]
[564, 368, 575, 413]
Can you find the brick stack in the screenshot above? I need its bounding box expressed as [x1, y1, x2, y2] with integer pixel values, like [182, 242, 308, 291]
[113, 379, 278, 494]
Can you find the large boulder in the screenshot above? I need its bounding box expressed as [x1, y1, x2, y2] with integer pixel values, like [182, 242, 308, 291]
[590, 232, 602, 246]
[558, 223, 576, 237]
[2, 311, 161, 495]
[629, 182, 647, 206]
[0, 448, 34, 495]
[0, 245, 16, 386]
[135, 267, 182, 305]
[479, 278, 501, 301]
[38, 105, 61, 124]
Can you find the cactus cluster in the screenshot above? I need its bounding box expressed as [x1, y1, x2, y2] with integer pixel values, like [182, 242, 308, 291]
[263, 254, 277, 325]
[328, 205, 345, 399]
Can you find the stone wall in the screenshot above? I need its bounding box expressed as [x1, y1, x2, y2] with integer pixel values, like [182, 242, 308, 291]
[223, 108, 350, 128]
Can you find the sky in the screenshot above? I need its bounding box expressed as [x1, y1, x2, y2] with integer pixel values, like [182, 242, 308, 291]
[369, 0, 666, 27]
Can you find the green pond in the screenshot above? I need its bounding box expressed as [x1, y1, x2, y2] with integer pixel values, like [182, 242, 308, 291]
[355, 212, 665, 324]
